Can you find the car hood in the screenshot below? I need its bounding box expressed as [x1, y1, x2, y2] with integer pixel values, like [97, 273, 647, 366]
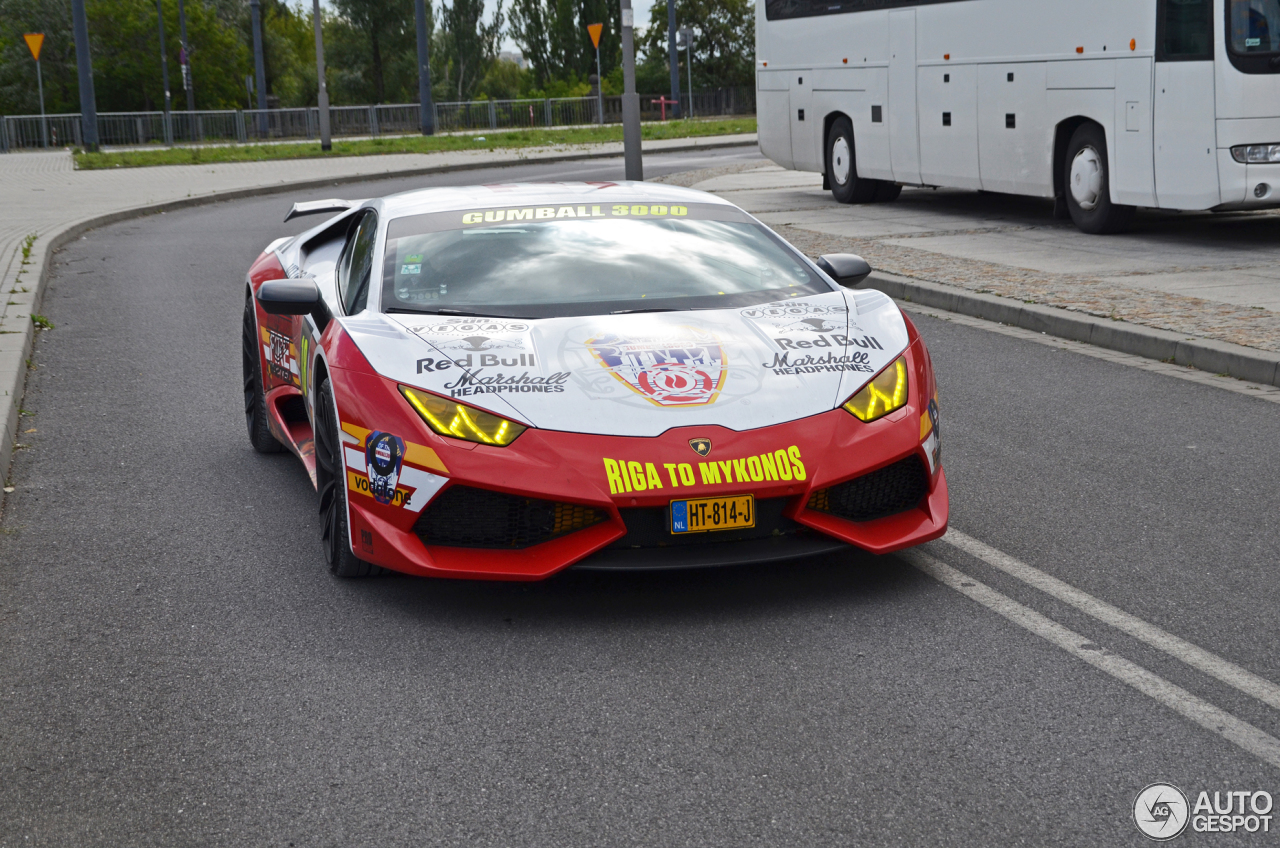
[340, 289, 910, 437]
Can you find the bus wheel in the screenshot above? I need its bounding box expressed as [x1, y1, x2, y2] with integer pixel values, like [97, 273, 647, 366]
[826, 118, 878, 204]
[1064, 123, 1134, 234]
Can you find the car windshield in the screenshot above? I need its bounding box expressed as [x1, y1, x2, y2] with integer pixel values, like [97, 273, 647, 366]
[1229, 0, 1280, 53]
[380, 202, 833, 318]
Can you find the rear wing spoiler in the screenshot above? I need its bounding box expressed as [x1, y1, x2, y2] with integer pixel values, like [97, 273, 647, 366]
[283, 198, 365, 223]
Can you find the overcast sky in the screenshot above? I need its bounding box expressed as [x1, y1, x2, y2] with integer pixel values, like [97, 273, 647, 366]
[311, 0, 659, 54]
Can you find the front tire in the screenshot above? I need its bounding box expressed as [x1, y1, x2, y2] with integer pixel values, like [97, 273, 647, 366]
[242, 295, 282, 453]
[826, 118, 879, 204]
[1064, 123, 1134, 234]
[315, 377, 383, 578]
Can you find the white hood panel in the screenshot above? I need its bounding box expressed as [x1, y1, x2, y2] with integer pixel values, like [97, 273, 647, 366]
[342, 290, 909, 437]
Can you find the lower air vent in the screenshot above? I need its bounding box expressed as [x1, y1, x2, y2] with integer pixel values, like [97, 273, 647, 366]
[414, 486, 605, 549]
[807, 455, 928, 522]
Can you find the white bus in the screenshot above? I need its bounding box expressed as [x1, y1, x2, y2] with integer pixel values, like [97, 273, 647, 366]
[755, 0, 1280, 232]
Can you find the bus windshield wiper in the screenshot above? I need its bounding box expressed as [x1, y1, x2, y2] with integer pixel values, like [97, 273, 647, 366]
[610, 307, 680, 314]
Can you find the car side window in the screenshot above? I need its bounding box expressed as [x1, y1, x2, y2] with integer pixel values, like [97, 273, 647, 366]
[337, 211, 378, 315]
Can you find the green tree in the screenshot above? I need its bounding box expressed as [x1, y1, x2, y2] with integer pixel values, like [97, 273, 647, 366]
[435, 0, 502, 101]
[0, 0, 250, 114]
[637, 0, 752, 91]
[508, 0, 618, 89]
[258, 0, 318, 107]
[475, 57, 526, 99]
[331, 0, 415, 102]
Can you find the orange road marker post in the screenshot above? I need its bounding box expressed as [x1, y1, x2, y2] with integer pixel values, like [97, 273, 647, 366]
[24, 34, 48, 148]
[587, 23, 604, 125]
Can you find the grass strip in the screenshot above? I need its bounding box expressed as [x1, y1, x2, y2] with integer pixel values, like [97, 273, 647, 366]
[73, 117, 756, 170]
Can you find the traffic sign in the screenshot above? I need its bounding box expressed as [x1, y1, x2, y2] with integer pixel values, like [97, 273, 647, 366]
[24, 33, 44, 62]
[587, 23, 603, 49]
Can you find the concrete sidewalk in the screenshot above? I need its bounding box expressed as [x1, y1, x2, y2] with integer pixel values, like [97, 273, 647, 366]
[0, 133, 756, 490]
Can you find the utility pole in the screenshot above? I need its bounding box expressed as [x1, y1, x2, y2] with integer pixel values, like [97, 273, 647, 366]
[620, 0, 642, 180]
[23, 35, 47, 148]
[156, 1, 173, 145]
[249, 0, 268, 137]
[312, 0, 331, 150]
[177, 0, 194, 112]
[414, 0, 434, 135]
[681, 27, 693, 118]
[666, 0, 681, 119]
[70, 0, 99, 151]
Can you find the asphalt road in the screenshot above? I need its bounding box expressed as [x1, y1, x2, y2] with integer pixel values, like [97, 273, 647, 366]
[2, 148, 1278, 847]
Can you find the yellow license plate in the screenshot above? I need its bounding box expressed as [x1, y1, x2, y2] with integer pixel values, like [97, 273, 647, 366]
[670, 495, 755, 534]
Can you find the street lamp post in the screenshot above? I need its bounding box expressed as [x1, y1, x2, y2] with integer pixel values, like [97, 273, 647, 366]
[249, 0, 268, 137]
[312, 0, 332, 150]
[70, 0, 99, 151]
[666, 0, 681, 120]
[177, 0, 194, 112]
[414, 0, 434, 135]
[679, 27, 693, 119]
[156, 0, 173, 144]
[620, 0, 643, 180]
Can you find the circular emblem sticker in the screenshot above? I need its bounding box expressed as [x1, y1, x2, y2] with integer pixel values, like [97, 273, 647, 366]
[1134, 783, 1189, 841]
[364, 431, 405, 506]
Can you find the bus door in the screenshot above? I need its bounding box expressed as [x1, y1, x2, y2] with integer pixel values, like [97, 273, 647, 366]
[790, 73, 816, 171]
[1153, 0, 1221, 208]
[888, 9, 922, 184]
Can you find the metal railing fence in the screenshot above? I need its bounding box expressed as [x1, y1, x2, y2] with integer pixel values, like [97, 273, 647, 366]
[0, 87, 755, 152]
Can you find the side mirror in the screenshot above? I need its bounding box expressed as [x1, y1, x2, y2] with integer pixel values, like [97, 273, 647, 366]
[816, 253, 872, 287]
[257, 278, 321, 315]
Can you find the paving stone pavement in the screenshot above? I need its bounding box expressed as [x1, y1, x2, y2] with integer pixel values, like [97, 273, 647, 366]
[662, 164, 1280, 354]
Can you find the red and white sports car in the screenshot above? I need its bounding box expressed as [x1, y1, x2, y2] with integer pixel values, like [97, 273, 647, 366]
[243, 182, 947, 579]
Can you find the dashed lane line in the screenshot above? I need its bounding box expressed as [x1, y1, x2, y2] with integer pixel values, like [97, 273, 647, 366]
[901, 548, 1280, 772]
[941, 529, 1280, 714]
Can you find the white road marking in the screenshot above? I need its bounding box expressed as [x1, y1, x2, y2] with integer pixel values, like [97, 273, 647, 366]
[942, 529, 1280, 713]
[901, 548, 1280, 771]
[900, 301, 1280, 404]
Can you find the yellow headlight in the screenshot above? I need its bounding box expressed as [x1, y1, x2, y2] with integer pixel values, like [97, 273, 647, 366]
[400, 386, 527, 446]
[842, 356, 909, 422]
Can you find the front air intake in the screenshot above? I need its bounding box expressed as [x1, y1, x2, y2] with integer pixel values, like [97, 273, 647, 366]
[413, 485, 605, 549]
[807, 455, 928, 523]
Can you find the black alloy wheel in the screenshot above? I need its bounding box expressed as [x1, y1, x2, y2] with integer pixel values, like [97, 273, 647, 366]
[826, 117, 880, 204]
[242, 294, 282, 453]
[1064, 122, 1135, 234]
[315, 378, 383, 577]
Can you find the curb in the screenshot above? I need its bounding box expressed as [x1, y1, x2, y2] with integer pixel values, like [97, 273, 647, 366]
[0, 135, 759, 508]
[863, 271, 1280, 388]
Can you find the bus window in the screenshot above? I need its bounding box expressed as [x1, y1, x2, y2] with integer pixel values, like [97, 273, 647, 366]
[1229, 0, 1280, 53]
[1158, 0, 1214, 60]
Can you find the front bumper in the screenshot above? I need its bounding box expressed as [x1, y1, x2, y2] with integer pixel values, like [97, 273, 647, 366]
[334, 343, 948, 581]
